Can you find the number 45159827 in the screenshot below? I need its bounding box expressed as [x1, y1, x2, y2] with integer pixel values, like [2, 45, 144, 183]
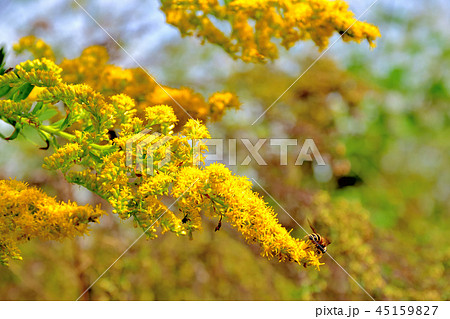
[376, 305, 438, 316]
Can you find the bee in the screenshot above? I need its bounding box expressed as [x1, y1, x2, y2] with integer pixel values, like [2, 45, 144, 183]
[305, 220, 331, 254]
[87, 216, 98, 223]
[107, 129, 118, 141]
[182, 213, 190, 224]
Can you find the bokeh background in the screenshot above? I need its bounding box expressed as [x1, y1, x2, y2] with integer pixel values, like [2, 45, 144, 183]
[0, 0, 449, 300]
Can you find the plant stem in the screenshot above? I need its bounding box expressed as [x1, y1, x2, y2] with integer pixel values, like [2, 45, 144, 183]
[16, 114, 114, 151]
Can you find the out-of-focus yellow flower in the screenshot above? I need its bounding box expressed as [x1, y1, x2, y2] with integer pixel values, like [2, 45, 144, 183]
[160, 0, 381, 63]
[208, 92, 241, 121]
[13, 36, 240, 127]
[13, 35, 56, 61]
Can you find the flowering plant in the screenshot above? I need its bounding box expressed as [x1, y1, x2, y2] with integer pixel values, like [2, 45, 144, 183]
[0, 0, 379, 270]
[161, 0, 380, 62]
[0, 47, 322, 269]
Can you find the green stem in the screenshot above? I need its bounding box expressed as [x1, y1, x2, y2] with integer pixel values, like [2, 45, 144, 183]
[39, 123, 76, 141]
[16, 114, 114, 151]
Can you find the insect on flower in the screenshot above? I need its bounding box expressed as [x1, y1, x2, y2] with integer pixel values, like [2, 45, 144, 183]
[182, 213, 190, 223]
[305, 219, 331, 254]
[214, 216, 222, 232]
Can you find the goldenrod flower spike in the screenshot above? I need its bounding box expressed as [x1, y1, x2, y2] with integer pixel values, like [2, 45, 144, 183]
[0, 180, 104, 266]
[0, 41, 325, 269]
[160, 0, 381, 63]
[172, 164, 324, 269]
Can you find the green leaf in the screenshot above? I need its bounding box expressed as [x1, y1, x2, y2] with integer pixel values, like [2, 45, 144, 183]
[30, 101, 44, 115]
[0, 46, 5, 74]
[19, 124, 41, 144]
[89, 151, 102, 163]
[0, 85, 11, 97]
[50, 134, 59, 148]
[38, 108, 58, 121]
[50, 118, 65, 128]
[37, 131, 50, 150]
[84, 124, 94, 132]
[59, 112, 72, 130]
[13, 83, 34, 102]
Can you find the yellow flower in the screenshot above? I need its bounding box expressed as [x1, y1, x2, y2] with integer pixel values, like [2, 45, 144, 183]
[1, 41, 325, 271]
[181, 119, 211, 139]
[13, 35, 56, 61]
[208, 92, 241, 121]
[145, 104, 178, 127]
[0, 179, 104, 266]
[43, 143, 82, 173]
[161, 0, 381, 62]
[16, 58, 62, 87]
[172, 164, 324, 268]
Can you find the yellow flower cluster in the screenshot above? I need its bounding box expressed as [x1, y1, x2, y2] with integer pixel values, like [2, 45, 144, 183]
[13, 35, 55, 61]
[148, 87, 242, 125]
[43, 142, 82, 173]
[15, 58, 62, 87]
[0, 58, 63, 126]
[0, 179, 103, 266]
[58, 46, 240, 126]
[160, 0, 381, 62]
[13, 36, 239, 127]
[145, 104, 178, 127]
[1, 57, 323, 268]
[0, 100, 29, 120]
[172, 164, 323, 268]
[207, 92, 241, 118]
